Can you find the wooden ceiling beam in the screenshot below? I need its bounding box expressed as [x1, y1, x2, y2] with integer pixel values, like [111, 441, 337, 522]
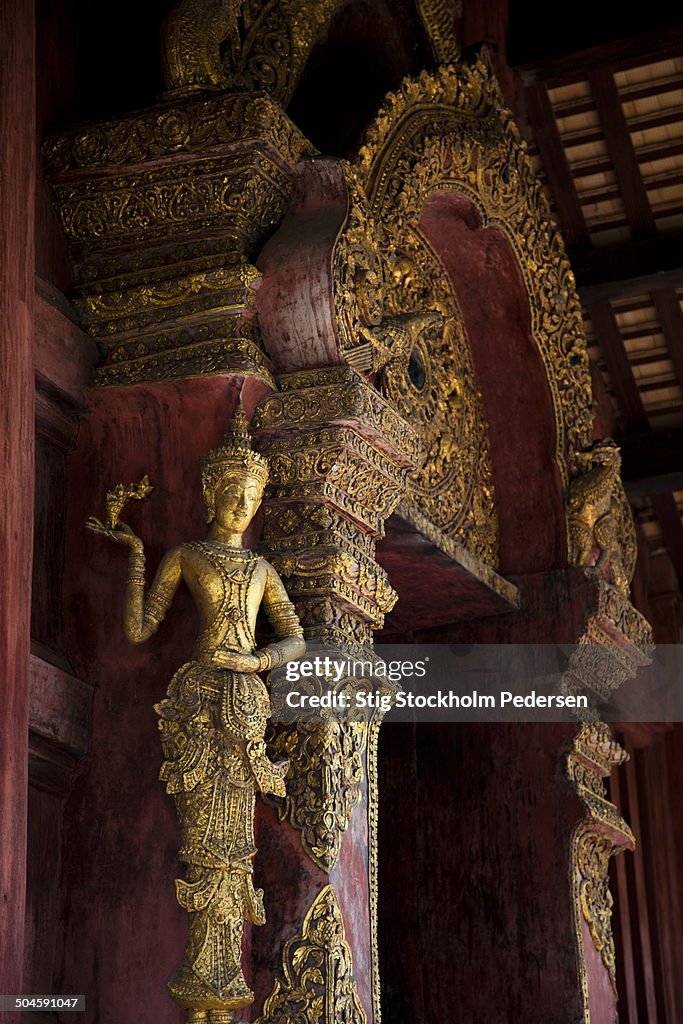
[515, 24, 683, 86]
[586, 298, 649, 431]
[581, 266, 683, 304]
[551, 73, 682, 121]
[619, 429, 683, 497]
[575, 230, 683, 300]
[537, 106, 683, 154]
[562, 143, 683, 182]
[652, 289, 683, 390]
[523, 82, 591, 249]
[588, 68, 657, 239]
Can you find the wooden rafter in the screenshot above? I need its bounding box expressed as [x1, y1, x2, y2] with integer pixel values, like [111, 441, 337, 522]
[588, 68, 657, 239]
[515, 24, 683, 86]
[586, 299, 648, 430]
[523, 82, 591, 249]
[652, 289, 683, 389]
[619, 429, 683, 496]
[581, 267, 683, 305]
[575, 231, 683, 299]
[529, 105, 683, 157]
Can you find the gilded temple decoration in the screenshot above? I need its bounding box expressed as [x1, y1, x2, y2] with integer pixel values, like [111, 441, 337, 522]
[44, 94, 314, 387]
[567, 439, 637, 596]
[562, 583, 652, 715]
[331, 165, 386, 369]
[254, 367, 419, 639]
[567, 724, 635, 1000]
[86, 410, 306, 1021]
[104, 475, 153, 530]
[255, 153, 498, 566]
[333, 166, 446, 378]
[562, 431, 650, 712]
[267, 719, 367, 872]
[356, 53, 594, 503]
[378, 248, 496, 563]
[162, 0, 349, 105]
[351, 62, 511, 565]
[255, 885, 367, 1024]
[416, 0, 462, 63]
[253, 369, 416, 887]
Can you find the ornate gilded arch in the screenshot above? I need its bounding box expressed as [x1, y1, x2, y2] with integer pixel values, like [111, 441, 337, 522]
[160, 0, 464, 105]
[356, 53, 594, 494]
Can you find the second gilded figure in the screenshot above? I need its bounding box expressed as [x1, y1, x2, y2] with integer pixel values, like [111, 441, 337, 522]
[87, 408, 305, 1024]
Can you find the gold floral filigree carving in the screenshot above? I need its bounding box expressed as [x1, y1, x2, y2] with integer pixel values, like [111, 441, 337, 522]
[595, 579, 653, 650]
[259, 428, 408, 543]
[254, 374, 415, 878]
[53, 156, 294, 257]
[352, 63, 503, 564]
[332, 170, 446, 378]
[356, 54, 594, 501]
[255, 371, 420, 553]
[267, 721, 368, 873]
[44, 93, 314, 173]
[45, 92, 313, 388]
[95, 334, 275, 390]
[567, 724, 634, 998]
[255, 884, 367, 1024]
[161, 0, 349, 106]
[417, 0, 461, 63]
[255, 366, 421, 468]
[264, 505, 375, 560]
[271, 549, 397, 629]
[567, 439, 637, 596]
[561, 576, 653, 714]
[379, 231, 497, 563]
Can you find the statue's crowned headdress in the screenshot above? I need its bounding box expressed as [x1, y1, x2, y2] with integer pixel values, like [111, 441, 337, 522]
[201, 408, 269, 521]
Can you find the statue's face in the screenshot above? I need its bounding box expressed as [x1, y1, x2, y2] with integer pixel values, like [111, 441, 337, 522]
[212, 470, 264, 533]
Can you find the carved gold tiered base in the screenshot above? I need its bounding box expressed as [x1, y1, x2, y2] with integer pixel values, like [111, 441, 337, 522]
[187, 1011, 234, 1024]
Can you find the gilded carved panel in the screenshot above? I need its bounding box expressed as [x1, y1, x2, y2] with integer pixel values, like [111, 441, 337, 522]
[379, 229, 496, 564]
[162, 0, 349, 105]
[328, 157, 498, 565]
[567, 724, 635, 1009]
[356, 53, 594, 500]
[255, 884, 367, 1024]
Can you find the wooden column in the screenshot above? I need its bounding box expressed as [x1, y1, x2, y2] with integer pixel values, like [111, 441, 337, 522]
[0, 0, 35, 1007]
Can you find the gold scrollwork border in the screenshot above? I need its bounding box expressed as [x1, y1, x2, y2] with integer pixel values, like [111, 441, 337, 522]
[255, 883, 367, 1024]
[567, 723, 635, 1021]
[356, 52, 593, 490]
[367, 720, 382, 1024]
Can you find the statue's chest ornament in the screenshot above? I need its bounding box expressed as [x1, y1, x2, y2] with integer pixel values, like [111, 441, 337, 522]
[189, 542, 259, 649]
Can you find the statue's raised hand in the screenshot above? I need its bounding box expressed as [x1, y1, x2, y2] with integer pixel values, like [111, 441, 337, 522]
[85, 517, 143, 551]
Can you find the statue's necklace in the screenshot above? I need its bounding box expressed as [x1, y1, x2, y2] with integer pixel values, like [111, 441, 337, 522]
[201, 541, 256, 562]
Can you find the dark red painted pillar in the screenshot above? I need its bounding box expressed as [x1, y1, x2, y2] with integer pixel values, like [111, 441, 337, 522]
[0, 0, 36, 1009]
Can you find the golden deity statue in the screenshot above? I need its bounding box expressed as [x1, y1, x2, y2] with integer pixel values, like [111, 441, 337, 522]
[86, 409, 305, 1024]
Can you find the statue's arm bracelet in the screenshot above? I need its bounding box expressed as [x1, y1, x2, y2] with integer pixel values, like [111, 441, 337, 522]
[127, 550, 146, 586]
[145, 585, 175, 625]
[267, 599, 305, 639]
